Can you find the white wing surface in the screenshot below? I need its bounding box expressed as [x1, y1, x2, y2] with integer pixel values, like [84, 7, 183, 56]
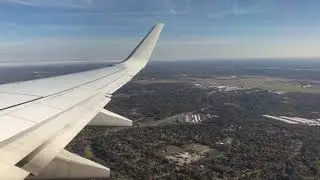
[0, 24, 164, 179]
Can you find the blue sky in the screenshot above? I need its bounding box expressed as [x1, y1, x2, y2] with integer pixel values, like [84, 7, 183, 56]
[0, 0, 320, 62]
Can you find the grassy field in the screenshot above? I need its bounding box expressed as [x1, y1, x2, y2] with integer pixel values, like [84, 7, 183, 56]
[259, 83, 320, 94]
[135, 76, 320, 94]
[196, 76, 320, 94]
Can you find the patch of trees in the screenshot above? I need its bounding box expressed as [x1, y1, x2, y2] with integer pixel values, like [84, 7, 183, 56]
[106, 82, 208, 121]
[68, 78, 320, 179]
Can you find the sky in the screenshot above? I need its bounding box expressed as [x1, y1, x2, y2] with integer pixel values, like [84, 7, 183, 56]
[0, 0, 320, 62]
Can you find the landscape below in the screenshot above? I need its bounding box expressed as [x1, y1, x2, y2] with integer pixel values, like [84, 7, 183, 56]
[63, 60, 320, 179]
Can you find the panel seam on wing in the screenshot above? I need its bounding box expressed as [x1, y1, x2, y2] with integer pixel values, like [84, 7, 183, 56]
[7, 114, 38, 124]
[35, 67, 125, 98]
[0, 97, 44, 111]
[97, 71, 127, 91]
[0, 92, 42, 98]
[0, 67, 125, 112]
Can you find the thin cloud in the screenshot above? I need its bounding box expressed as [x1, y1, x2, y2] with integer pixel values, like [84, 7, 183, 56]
[2, 0, 95, 8]
[209, 0, 265, 19]
[209, 8, 263, 19]
[169, 8, 177, 15]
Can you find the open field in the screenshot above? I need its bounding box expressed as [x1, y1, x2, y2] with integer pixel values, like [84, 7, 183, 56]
[134, 75, 320, 94]
[192, 76, 320, 94]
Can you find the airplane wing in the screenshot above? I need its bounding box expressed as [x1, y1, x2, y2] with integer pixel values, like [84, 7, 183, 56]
[0, 24, 163, 179]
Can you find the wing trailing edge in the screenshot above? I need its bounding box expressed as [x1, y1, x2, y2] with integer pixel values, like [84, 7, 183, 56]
[26, 150, 110, 179]
[89, 109, 133, 126]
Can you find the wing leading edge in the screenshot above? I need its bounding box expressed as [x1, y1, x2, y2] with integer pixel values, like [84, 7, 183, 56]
[0, 23, 164, 179]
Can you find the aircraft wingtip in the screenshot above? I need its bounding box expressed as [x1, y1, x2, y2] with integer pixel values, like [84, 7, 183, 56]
[155, 23, 164, 29]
